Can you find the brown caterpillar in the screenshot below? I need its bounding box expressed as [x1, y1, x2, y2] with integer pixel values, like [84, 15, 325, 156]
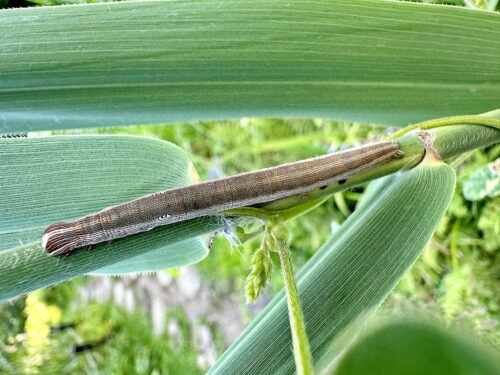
[42, 141, 403, 256]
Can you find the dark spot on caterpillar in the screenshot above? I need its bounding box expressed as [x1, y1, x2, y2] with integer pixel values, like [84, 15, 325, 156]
[338, 179, 347, 185]
[320, 185, 328, 190]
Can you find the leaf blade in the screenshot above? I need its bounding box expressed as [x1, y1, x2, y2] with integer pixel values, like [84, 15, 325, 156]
[0, 135, 218, 300]
[0, 217, 217, 302]
[0, 135, 188, 251]
[1, 0, 499, 133]
[332, 319, 500, 375]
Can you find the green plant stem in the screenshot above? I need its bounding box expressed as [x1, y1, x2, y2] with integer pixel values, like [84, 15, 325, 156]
[430, 125, 500, 160]
[223, 197, 328, 222]
[386, 115, 500, 140]
[451, 151, 474, 169]
[274, 224, 314, 375]
[237, 227, 266, 243]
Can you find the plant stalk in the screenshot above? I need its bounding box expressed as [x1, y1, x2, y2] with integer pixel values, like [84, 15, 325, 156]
[387, 115, 500, 140]
[272, 224, 314, 375]
[223, 198, 327, 222]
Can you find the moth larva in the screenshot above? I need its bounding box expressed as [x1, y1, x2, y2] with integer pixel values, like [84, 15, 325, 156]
[42, 141, 403, 256]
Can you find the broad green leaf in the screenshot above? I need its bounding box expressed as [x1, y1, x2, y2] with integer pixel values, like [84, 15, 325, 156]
[92, 237, 206, 275]
[331, 319, 500, 375]
[0, 218, 216, 302]
[0, 136, 218, 300]
[463, 159, 500, 200]
[1, 0, 499, 133]
[208, 158, 456, 375]
[0, 136, 189, 251]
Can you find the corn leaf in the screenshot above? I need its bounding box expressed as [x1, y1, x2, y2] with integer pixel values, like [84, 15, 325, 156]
[1, 0, 499, 133]
[0, 136, 218, 301]
[331, 319, 500, 375]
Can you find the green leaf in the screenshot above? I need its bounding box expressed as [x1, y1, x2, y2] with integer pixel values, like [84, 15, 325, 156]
[1, 0, 499, 133]
[208, 157, 456, 374]
[463, 159, 500, 200]
[0, 136, 186, 251]
[0, 136, 218, 301]
[332, 319, 500, 375]
[91, 237, 207, 275]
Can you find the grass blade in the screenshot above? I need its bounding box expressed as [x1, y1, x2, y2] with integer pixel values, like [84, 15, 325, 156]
[331, 318, 500, 375]
[1, 0, 499, 133]
[0, 136, 218, 300]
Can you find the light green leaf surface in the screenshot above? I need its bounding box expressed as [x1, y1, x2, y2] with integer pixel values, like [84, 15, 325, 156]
[1, 0, 499, 133]
[0, 218, 216, 302]
[332, 319, 500, 375]
[91, 237, 206, 275]
[0, 136, 188, 251]
[0, 136, 218, 300]
[208, 158, 456, 374]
